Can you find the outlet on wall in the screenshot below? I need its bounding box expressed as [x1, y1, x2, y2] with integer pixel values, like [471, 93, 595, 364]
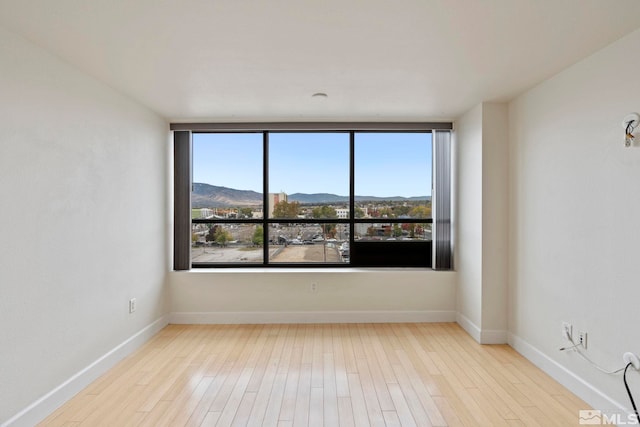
[578, 331, 587, 349]
[129, 298, 137, 313]
[310, 282, 318, 293]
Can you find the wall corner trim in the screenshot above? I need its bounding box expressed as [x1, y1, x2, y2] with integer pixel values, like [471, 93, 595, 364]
[455, 313, 507, 344]
[2, 315, 170, 427]
[456, 312, 481, 343]
[480, 329, 508, 345]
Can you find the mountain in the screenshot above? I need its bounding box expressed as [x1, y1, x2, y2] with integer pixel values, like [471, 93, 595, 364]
[192, 183, 261, 208]
[288, 193, 348, 204]
[288, 193, 431, 204]
[356, 195, 431, 203]
[192, 182, 430, 208]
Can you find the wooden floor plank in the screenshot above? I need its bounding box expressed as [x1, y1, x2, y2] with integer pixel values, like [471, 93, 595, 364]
[347, 373, 372, 427]
[277, 344, 303, 423]
[357, 324, 395, 411]
[387, 382, 417, 427]
[292, 362, 312, 426]
[38, 323, 591, 427]
[337, 396, 355, 427]
[332, 324, 351, 398]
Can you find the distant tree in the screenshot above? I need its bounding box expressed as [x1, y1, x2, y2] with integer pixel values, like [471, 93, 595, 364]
[322, 224, 337, 238]
[312, 205, 337, 219]
[205, 225, 219, 242]
[214, 227, 233, 246]
[402, 223, 416, 238]
[192, 233, 199, 244]
[239, 207, 253, 218]
[410, 205, 431, 218]
[354, 207, 365, 218]
[393, 205, 411, 216]
[414, 225, 430, 239]
[272, 201, 300, 218]
[378, 207, 394, 218]
[252, 226, 264, 246]
[392, 223, 402, 237]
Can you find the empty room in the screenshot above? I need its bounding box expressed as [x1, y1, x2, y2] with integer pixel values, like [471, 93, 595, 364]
[2, 1, 640, 426]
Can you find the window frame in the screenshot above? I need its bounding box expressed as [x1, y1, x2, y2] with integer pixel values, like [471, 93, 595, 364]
[172, 122, 452, 270]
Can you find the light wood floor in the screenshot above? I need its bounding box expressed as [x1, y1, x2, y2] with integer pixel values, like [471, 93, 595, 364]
[40, 323, 589, 426]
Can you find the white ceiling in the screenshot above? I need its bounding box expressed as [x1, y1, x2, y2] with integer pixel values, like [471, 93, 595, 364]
[1, 0, 639, 122]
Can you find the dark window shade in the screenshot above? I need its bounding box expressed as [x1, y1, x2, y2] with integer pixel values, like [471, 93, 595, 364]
[174, 131, 191, 270]
[433, 130, 452, 270]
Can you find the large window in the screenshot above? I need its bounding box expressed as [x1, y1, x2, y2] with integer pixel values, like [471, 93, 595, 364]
[173, 123, 452, 269]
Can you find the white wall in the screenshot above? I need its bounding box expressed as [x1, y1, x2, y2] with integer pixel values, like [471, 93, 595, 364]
[0, 26, 169, 424]
[480, 104, 509, 338]
[170, 269, 456, 323]
[509, 28, 640, 411]
[454, 105, 483, 331]
[454, 102, 509, 343]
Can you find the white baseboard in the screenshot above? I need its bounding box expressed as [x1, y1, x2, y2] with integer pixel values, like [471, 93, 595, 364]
[169, 310, 457, 324]
[2, 315, 169, 427]
[455, 313, 507, 344]
[508, 332, 628, 415]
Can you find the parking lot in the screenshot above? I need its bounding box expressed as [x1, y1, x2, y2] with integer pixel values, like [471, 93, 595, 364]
[191, 242, 342, 263]
[270, 243, 341, 263]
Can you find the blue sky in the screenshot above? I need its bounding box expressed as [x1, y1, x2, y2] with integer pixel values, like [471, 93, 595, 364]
[192, 132, 432, 197]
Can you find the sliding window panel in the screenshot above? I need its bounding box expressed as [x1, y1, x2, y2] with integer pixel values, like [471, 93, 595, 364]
[269, 223, 350, 264]
[351, 240, 432, 267]
[354, 132, 433, 220]
[354, 222, 431, 241]
[192, 223, 264, 264]
[192, 133, 264, 218]
[267, 133, 349, 220]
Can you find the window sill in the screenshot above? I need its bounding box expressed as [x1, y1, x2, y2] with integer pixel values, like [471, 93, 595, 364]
[173, 267, 446, 274]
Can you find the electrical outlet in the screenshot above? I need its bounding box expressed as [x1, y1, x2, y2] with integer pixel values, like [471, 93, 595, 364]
[310, 282, 318, 293]
[129, 298, 137, 313]
[578, 331, 587, 349]
[562, 322, 572, 341]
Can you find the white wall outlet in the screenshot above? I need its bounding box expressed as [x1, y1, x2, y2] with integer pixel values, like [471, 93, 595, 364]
[562, 322, 572, 341]
[310, 282, 318, 293]
[578, 331, 587, 349]
[129, 298, 137, 313]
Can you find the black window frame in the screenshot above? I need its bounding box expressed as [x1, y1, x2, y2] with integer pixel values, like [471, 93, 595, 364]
[172, 123, 452, 270]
